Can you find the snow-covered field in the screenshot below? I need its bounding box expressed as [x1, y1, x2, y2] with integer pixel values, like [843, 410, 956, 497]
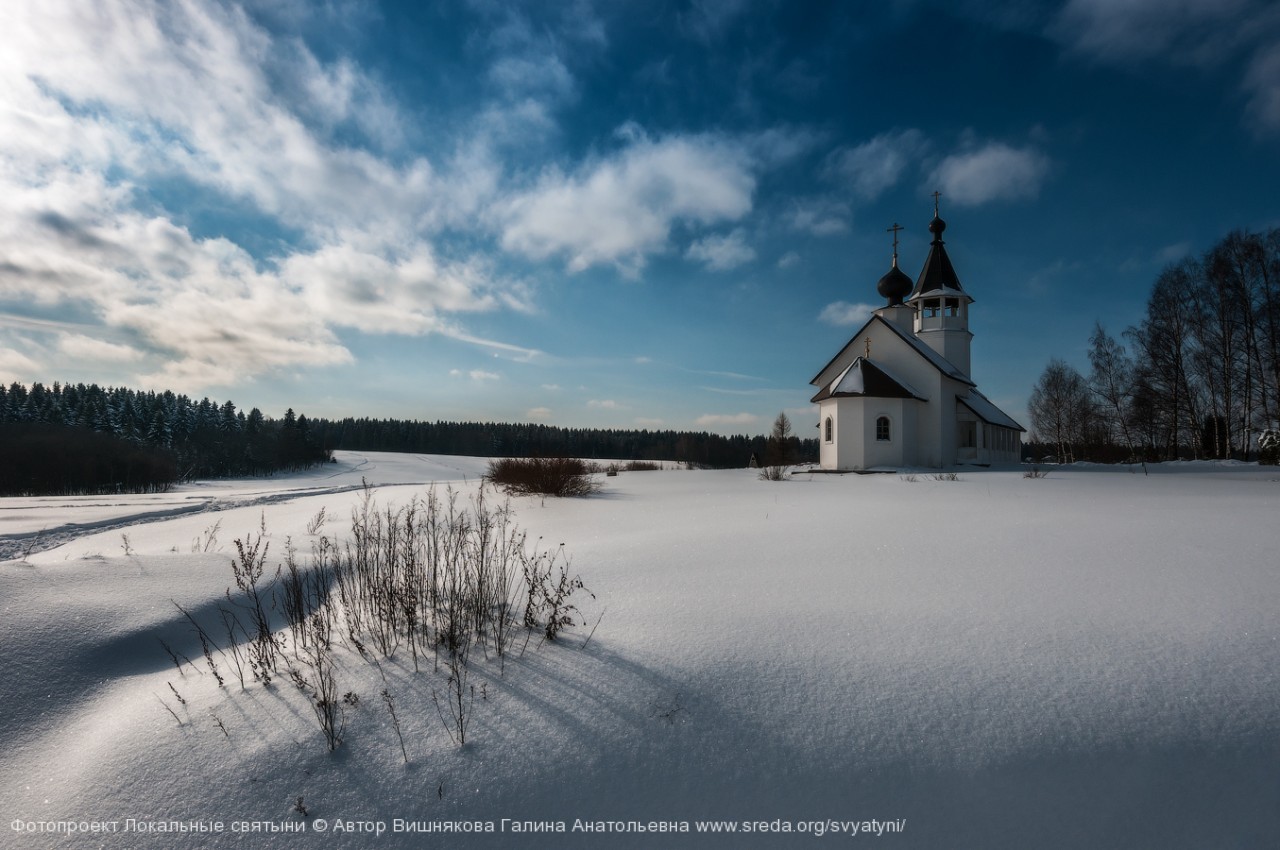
[2, 452, 1278, 848]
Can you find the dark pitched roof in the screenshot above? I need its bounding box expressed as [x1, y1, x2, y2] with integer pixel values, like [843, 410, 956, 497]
[810, 357, 927, 403]
[907, 215, 972, 302]
[958, 389, 1026, 431]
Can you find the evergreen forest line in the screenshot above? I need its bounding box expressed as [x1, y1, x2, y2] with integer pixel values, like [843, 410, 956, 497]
[0, 381, 815, 496]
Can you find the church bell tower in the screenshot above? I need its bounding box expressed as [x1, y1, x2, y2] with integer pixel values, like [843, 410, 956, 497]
[905, 195, 973, 377]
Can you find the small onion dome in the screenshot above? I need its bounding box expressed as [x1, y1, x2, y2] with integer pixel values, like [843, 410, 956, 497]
[877, 262, 913, 305]
[928, 214, 946, 241]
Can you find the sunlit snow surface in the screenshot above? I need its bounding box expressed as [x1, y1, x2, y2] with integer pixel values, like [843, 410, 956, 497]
[2, 453, 1278, 848]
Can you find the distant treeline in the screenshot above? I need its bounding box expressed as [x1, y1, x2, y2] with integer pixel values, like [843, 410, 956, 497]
[309, 417, 816, 470]
[0, 380, 817, 495]
[0, 382, 328, 496]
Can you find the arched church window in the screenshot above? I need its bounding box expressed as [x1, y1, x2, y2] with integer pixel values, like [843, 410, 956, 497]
[875, 416, 891, 442]
[824, 416, 833, 443]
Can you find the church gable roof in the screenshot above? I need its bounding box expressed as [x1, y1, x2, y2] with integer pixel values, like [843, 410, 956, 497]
[958, 389, 1025, 431]
[809, 314, 974, 389]
[810, 356, 926, 403]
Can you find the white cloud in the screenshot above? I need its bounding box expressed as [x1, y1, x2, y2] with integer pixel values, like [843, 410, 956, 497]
[541, 383, 562, 391]
[451, 369, 500, 382]
[777, 251, 802, 269]
[588, 399, 623, 410]
[819, 301, 877, 326]
[1049, 0, 1258, 66]
[825, 129, 928, 200]
[0, 0, 529, 391]
[1245, 41, 1280, 133]
[528, 406, 553, 419]
[1048, 0, 1280, 135]
[783, 198, 849, 236]
[497, 130, 757, 274]
[694, 412, 759, 428]
[685, 228, 756, 271]
[678, 0, 751, 43]
[57, 333, 143, 363]
[930, 142, 1051, 206]
[0, 345, 41, 378]
[282, 241, 499, 335]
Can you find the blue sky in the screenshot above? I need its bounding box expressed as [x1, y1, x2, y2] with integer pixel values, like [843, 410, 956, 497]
[1, 0, 1278, 436]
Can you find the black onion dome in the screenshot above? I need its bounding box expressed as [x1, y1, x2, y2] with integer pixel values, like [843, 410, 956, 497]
[877, 262, 913, 305]
[928, 214, 946, 240]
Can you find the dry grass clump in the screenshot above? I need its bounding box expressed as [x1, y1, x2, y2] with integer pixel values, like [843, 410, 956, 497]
[485, 457, 602, 497]
[168, 481, 594, 755]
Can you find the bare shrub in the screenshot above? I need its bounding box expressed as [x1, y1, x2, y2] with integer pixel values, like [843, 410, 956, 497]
[164, 481, 593, 754]
[522, 541, 592, 643]
[306, 507, 328, 535]
[931, 472, 961, 482]
[485, 457, 602, 497]
[432, 644, 474, 747]
[192, 520, 222, 553]
[757, 465, 787, 481]
[1023, 466, 1048, 479]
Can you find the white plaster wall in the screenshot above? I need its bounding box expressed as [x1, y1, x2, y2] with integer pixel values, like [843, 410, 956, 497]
[819, 401, 839, 469]
[862, 399, 906, 468]
[835, 398, 865, 469]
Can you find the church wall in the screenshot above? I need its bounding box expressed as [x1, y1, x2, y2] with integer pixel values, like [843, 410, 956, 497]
[915, 327, 973, 380]
[819, 400, 840, 469]
[914, 371, 947, 468]
[861, 399, 910, 468]
[833, 399, 866, 470]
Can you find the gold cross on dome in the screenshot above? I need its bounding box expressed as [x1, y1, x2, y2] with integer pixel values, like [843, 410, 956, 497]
[887, 223, 903, 260]
[931, 190, 942, 216]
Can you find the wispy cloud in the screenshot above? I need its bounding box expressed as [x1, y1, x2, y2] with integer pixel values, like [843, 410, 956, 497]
[686, 228, 756, 271]
[1049, 0, 1258, 66]
[818, 301, 877, 326]
[587, 399, 624, 410]
[930, 141, 1051, 206]
[57, 333, 144, 363]
[449, 369, 500, 383]
[1048, 0, 1280, 134]
[0, 344, 41, 378]
[497, 128, 758, 276]
[677, 0, 751, 43]
[694, 411, 759, 428]
[783, 197, 849, 236]
[825, 129, 928, 200]
[0, 0, 531, 390]
[527, 406, 553, 419]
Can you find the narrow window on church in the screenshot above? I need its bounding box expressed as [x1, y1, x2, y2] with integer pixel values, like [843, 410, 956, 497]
[824, 416, 833, 443]
[945, 297, 959, 317]
[923, 299, 940, 318]
[875, 416, 891, 441]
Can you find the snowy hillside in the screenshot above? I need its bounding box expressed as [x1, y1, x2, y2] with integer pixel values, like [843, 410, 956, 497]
[2, 453, 1278, 848]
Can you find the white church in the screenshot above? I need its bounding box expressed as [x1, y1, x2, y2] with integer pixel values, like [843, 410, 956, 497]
[809, 204, 1024, 470]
